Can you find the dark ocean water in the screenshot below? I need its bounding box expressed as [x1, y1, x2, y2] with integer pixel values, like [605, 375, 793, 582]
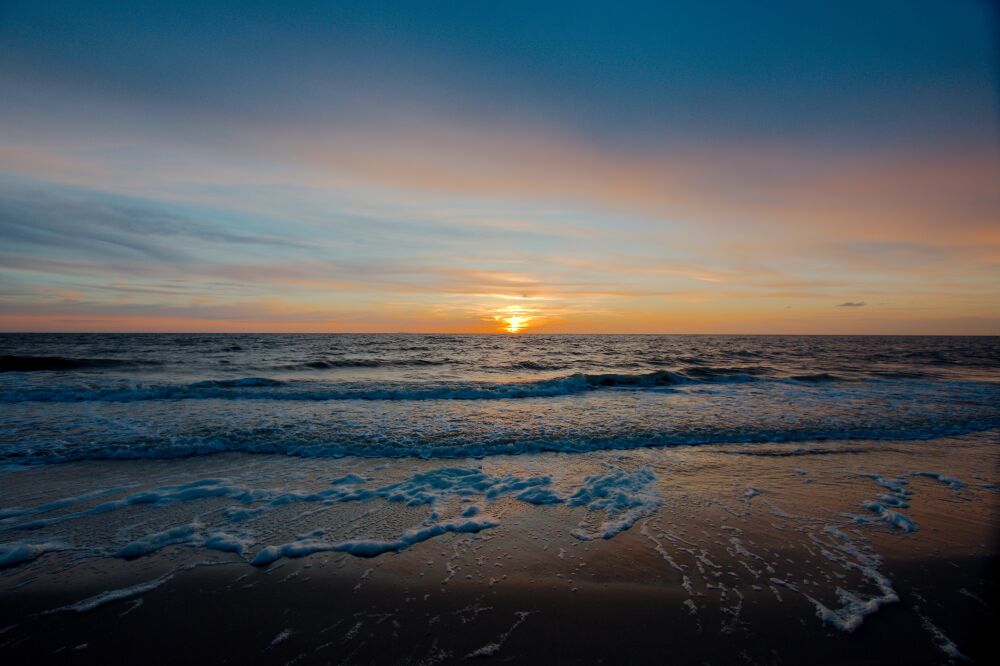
[0, 334, 998, 463]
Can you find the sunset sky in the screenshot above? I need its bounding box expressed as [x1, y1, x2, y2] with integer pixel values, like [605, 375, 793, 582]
[1, 1, 998, 334]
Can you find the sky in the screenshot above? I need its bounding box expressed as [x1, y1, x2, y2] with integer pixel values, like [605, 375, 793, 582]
[1, 0, 998, 334]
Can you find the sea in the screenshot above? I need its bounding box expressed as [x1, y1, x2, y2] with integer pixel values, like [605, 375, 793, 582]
[1, 334, 998, 464]
[2, 334, 999, 661]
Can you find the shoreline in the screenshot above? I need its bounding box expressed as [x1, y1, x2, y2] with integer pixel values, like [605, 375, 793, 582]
[2, 432, 998, 663]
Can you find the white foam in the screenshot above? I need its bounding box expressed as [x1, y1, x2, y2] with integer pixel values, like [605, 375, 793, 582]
[49, 560, 234, 613]
[0, 540, 67, 568]
[0, 486, 129, 522]
[801, 528, 900, 633]
[912, 472, 967, 490]
[514, 487, 563, 505]
[115, 522, 202, 559]
[860, 473, 910, 494]
[861, 503, 918, 532]
[61, 572, 176, 612]
[251, 514, 499, 566]
[203, 532, 255, 554]
[465, 611, 532, 658]
[918, 611, 971, 661]
[15, 479, 262, 530]
[568, 466, 661, 540]
[856, 473, 918, 532]
[8, 468, 559, 566]
[823, 525, 851, 541]
[330, 474, 367, 486]
[312, 467, 555, 509]
[805, 572, 898, 634]
[268, 628, 293, 648]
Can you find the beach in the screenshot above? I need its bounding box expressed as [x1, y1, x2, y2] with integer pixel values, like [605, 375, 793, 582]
[2, 432, 997, 663]
[1, 334, 998, 663]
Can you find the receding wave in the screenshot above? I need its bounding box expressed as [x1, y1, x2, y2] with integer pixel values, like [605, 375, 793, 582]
[0, 355, 163, 373]
[3, 422, 997, 465]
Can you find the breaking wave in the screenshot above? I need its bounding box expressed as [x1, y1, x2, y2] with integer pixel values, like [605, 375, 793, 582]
[0, 368, 985, 404]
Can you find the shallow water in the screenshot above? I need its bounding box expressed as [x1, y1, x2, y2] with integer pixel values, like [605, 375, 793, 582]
[1, 334, 998, 462]
[0, 433, 997, 663]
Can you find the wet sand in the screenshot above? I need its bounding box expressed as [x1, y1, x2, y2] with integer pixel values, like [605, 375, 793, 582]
[1, 431, 998, 664]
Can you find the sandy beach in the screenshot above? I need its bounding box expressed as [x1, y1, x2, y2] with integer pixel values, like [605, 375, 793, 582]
[3, 430, 997, 664]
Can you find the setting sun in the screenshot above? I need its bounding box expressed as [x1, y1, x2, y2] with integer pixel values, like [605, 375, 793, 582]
[493, 306, 536, 333]
[502, 315, 529, 333]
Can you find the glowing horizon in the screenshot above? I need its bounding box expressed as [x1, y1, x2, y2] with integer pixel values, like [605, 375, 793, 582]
[1, 1, 998, 335]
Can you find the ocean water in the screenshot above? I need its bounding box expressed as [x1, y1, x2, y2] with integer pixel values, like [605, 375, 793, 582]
[2, 335, 999, 659]
[1, 334, 998, 463]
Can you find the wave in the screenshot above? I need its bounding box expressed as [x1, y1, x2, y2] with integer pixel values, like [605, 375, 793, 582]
[580, 370, 683, 387]
[0, 371, 658, 403]
[0, 373, 604, 403]
[3, 423, 997, 465]
[0, 368, 979, 404]
[0, 355, 163, 373]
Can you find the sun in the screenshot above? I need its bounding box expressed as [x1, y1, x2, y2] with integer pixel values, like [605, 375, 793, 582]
[492, 306, 536, 333]
[502, 315, 530, 333]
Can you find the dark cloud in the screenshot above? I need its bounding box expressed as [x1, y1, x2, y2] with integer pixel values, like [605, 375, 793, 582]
[836, 301, 866, 307]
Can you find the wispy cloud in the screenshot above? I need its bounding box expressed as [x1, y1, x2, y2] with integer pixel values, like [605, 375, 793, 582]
[0, 178, 309, 261]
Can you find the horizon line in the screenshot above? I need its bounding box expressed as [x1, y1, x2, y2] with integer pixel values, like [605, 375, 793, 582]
[1, 331, 997, 337]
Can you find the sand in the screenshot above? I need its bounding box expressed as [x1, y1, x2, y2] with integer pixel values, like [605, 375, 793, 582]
[1, 431, 998, 664]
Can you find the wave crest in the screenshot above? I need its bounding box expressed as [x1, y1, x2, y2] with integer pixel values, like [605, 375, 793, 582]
[0, 367, 981, 404]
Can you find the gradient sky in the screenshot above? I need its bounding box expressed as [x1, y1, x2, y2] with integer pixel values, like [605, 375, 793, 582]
[1, 0, 998, 333]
